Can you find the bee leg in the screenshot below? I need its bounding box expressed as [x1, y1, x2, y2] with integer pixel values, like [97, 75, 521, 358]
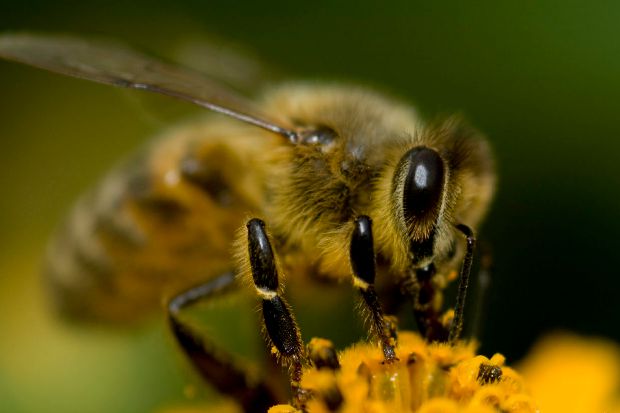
[448, 223, 476, 344]
[405, 263, 449, 342]
[402, 224, 476, 343]
[167, 273, 278, 413]
[350, 216, 397, 363]
[246, 218, 307, 411]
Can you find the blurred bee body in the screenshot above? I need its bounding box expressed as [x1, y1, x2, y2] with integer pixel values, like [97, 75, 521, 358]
[45, 118, 267, 321]
[0, 34, 495, 412]
[44, 81, 493, 324]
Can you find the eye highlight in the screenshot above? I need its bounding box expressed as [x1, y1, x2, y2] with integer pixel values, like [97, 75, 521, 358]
[414, 162, 429, 188]
[402, 146, 445, 224]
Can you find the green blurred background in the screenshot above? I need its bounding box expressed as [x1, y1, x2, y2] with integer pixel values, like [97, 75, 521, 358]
[1, 1, 619, 412]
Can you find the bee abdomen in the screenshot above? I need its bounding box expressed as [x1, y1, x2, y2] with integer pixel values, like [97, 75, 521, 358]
[44, 128, 265, 323]
[44, 162, 152, 322]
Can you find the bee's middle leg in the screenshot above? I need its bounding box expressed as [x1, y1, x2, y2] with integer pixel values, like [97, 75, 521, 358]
[349, 216, 397, 363]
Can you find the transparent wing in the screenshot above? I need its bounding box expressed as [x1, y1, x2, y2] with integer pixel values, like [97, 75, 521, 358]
[172, 37, 282, 94]
[0, 33, 295, 139]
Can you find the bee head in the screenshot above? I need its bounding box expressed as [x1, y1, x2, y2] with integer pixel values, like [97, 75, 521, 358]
[393, 146, 447, 265]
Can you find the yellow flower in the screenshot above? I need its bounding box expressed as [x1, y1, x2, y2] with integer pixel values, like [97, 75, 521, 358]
[163, 331, 620, 413]
[518, 333, 620, 413]
[271, 331, 535, 413]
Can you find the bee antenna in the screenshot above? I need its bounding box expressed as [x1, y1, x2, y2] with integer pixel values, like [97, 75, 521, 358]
[0, 33, 300, 143]
[138, 84, 299, 142]
[216, 107, 297, 142]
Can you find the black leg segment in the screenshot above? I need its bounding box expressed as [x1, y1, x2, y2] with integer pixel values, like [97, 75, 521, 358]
[246, 218, 306, 409]
[262, 296, 301, 358]
[167, 273, 278, 413]
[247, 219, 279, 293]
[448, 223, 476, 344]
[407, 263, 450, 342]
[350, 216, 397, 363]
[404, 223, 477, 344]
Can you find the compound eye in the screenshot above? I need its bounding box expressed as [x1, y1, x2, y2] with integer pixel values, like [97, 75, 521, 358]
[402, 147, 445, 223]
[297, 127, 336, 146]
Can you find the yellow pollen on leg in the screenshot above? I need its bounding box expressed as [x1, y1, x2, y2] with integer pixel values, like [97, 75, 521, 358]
[352, 276, 370, 291]
[255, 287, 277, 300]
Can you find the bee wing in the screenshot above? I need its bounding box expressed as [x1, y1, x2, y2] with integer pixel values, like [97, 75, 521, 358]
[0, 33, 295, 139]
[172, 37, 282, 95]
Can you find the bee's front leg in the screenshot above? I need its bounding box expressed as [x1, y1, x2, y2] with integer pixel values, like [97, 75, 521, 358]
[246, 218, 308, 411]
[349, 216, 397, 363]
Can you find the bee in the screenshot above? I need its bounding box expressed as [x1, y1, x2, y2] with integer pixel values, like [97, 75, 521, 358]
[0, 33, 495, 412]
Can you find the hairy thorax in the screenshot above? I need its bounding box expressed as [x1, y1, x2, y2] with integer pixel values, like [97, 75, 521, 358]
[258, 84, 424, 281]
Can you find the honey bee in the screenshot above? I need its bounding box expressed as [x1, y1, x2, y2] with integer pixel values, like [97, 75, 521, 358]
[0, 33, 495, 412]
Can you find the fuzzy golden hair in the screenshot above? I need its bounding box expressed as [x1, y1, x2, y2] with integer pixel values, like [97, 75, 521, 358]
[235, 84, 495, 286]
[46, 82, 494, 321]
